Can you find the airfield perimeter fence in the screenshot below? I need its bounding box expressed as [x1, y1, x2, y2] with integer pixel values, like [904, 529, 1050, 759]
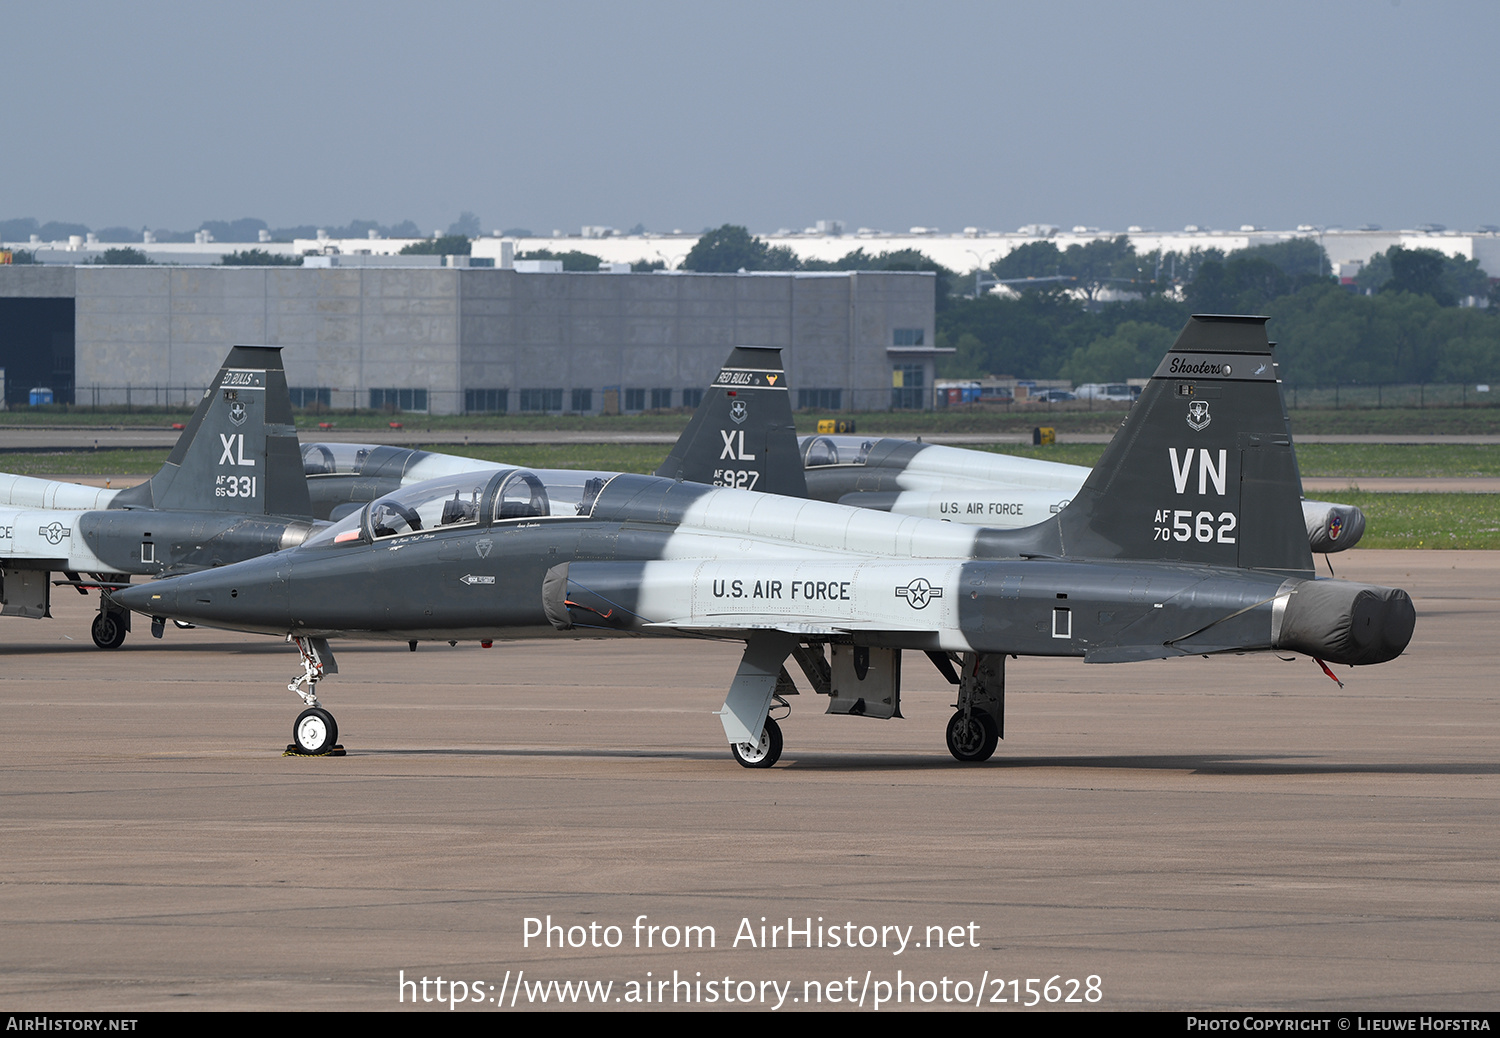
[16, 381, 1500, 415]
[1283, 382, 1500, 409]
[934, 382, 1500, 413]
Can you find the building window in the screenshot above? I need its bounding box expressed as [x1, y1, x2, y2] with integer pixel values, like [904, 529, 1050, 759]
[891, 364, 925, 409]
[519, 388, 563, 412]
[465, 388, 509, 413]
[682, 387, 704, 408]
[797, 388, 842, 410]
[650, 387, 672, 410]
[370, 388, 428, 412]
[624, 388, 646, 411]
[288, 386, 331, 408]
[571, 387, 593, 412]
[894, 328, 925, 347]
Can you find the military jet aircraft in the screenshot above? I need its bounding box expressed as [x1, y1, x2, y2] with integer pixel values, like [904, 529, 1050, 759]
[113, 316, 1414, 767]
[0, 346, 319, 647]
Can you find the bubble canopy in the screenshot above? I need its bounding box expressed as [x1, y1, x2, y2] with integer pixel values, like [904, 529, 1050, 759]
[303, 468, 618, 548]
[301, 442, 376, 476]
[802, 435, 876, 468]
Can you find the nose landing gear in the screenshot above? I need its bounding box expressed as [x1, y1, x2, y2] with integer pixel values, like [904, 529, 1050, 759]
[284, 636, 345, 756]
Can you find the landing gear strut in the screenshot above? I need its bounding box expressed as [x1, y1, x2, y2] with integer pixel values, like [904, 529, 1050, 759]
[91, 584, 131, 649]
[946, 652, 1005, 763]
[285, 636, 343, 756]
[717, 631, 797, 769]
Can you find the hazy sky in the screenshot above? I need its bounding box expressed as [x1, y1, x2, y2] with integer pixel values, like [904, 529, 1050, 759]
[5, 0, 1496, 235]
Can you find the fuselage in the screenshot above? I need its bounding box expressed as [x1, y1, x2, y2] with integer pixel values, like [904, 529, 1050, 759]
[115, 469, 1410, 668]
[0, 502, 321, 576]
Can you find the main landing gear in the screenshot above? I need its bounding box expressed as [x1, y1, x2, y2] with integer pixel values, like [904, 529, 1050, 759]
[944, 653, 1005, 763]
[91, 609, 128, 649]
[945, 709, 999, 763]
[716, 638, 1010, 767]
[285, 636, 344, 756]
[91, 580, 133, 649]
[731, 716, 783, 769]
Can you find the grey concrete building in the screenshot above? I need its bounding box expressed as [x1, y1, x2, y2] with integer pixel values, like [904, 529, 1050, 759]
[0, 266, 938, 412]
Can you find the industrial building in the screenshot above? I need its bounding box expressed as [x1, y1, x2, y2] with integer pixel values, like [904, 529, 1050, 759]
[0, 266, 939, 413]
[11, 225, 1500, 281]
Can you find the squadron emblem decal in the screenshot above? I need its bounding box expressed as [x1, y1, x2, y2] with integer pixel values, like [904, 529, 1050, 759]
[475, 538, 493, 559]
[1187, 399, 1211, 432]
[729, 399, 747, 424]
[896, 577, 942, 609]
[228, 400, 247, 426]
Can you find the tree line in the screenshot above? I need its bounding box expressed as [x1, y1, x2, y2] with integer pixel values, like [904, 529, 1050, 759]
[947, 237, 1500, 386]
[679, 225, 1500, 386]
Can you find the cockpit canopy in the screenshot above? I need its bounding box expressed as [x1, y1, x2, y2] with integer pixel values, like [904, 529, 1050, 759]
[303, 468, 615, 548]
[301, 442, 377, 476]
[801, 435, 876, 468]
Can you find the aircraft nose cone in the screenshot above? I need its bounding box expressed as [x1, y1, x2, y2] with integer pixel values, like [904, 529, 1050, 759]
[111, 581, 174, 616]
[110, 557, 291, 632]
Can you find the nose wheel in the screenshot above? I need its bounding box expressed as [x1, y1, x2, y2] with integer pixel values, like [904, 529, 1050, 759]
[730, 717, 783, 769]
[290, 707, 341, 756]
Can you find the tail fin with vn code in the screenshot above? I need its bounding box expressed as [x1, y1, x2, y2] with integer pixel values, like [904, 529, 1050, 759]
[1001, 315, 1314, 576]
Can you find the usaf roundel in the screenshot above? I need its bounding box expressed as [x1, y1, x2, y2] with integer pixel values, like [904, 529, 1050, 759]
[896, 577, 943, 609]
[729, 399, 747, 424]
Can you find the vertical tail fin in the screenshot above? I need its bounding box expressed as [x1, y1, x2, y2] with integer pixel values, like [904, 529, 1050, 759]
[1008, 315, 1313, 575]
[654, 346, 807, 498]
[109, 346, 313, 519]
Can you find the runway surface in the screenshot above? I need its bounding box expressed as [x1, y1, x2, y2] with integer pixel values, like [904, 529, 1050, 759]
[0, 550, 1495, 1012]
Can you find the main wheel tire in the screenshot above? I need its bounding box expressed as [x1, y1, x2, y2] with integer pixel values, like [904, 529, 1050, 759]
[293, 707, 338, 754]
[91, 612, 127, 650]
[731, 716, 783, 769]
[946, 710, 999, 763]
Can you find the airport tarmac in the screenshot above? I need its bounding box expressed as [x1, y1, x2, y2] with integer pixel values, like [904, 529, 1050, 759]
[1, 550, 1495, 1012]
